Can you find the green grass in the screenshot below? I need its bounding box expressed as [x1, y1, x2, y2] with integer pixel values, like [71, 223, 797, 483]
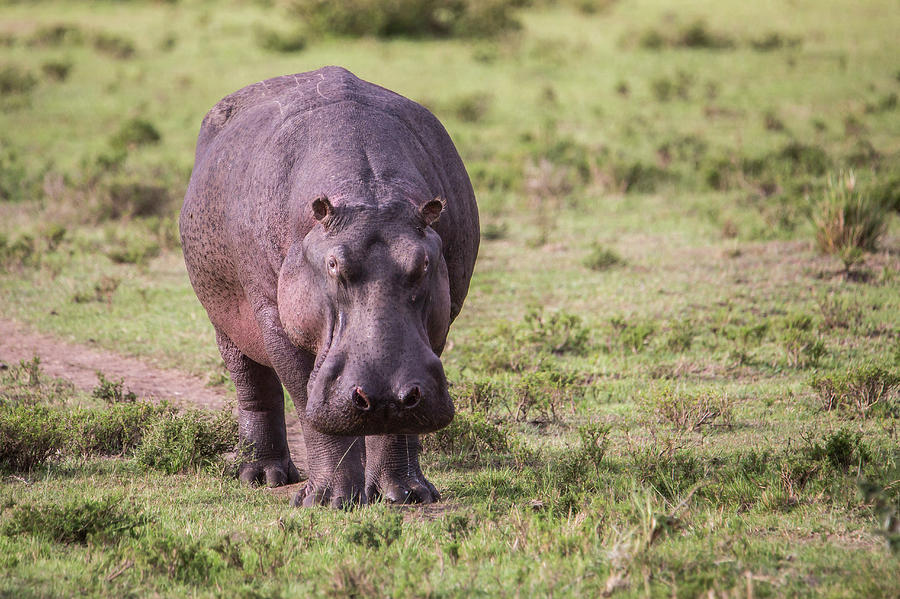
[1, 0, 899, 596]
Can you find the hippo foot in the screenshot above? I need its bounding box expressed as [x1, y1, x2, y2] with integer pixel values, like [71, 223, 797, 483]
[238, 456, 302, 488]
[366, 471, 440, 505]
[291, 481, 367, 509]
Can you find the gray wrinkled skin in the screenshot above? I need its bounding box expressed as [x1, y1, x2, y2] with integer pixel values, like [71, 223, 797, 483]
[180, 66, 479, 507]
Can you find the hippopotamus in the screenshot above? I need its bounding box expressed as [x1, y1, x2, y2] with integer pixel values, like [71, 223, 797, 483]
[179, 66, 479, 507]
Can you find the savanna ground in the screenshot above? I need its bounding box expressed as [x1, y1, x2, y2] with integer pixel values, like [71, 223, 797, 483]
[1, 0, 900, 596]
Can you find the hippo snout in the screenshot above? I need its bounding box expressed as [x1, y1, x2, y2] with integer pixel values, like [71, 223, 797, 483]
[306, 355, 455, 436]
[351, 383, 423, 411]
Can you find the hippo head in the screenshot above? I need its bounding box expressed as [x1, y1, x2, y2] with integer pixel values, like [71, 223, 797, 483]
[278, 196, 455, 437]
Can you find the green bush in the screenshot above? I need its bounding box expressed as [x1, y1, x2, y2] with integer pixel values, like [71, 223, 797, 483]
[41, 59, 72, 81]
[109, 118, 161, 151]
[810, 365, 900, 417]
[2, 497, 150, 545]
[288, 0, 521, 38]
[92, 31, 136, 59]
[0, 404, 64, 472]
[67, 402, 172, 457]
[422, 411, 509, 462]
[26, 23, 85, 47]
[583, 243, 624, 271]
[92, 372, 137, 404]
[610, 316, 656, 353]
[0, 64, 37, 96]
[254, 26, 307, 52]
[643, 385, 733, 431]
[521, 308, 591, 355]
[134, 409, 238, 474]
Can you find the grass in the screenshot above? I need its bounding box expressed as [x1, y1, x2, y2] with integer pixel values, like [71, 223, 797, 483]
[0, 0, 899, 596]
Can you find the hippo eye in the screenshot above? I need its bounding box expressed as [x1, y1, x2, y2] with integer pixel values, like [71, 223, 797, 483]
[326, 256, 338, 274]
[423, 256, 429, 273]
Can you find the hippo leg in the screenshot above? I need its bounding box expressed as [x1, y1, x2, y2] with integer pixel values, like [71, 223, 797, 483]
[292, 428, 367, 508]
[364, 435, 439, 504]
[250, 306, 367, 507]
[215, 328, 300, 487]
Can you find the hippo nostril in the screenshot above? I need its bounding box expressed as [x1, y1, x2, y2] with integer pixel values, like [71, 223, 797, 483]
[399, 386, 421, 409]
[352, 386, 371, 411]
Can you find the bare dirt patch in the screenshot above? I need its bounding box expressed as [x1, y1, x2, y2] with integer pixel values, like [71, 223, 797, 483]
[0, 318, 307, 474]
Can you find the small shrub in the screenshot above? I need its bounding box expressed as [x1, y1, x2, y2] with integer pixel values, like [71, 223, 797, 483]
[817, 294, 864, 330]
[101, 180, 171, 220]
[810, 365, 900, 418]
[26, 23, 84, 47]
[481, 221, 508, 240]
[0, 404, 63, 472]
[67, 402, 171, 457]
[610, 316, 656, 353]
[41, 60, 72, 82]
[0, 142, 32, 202]
[803, 428, 871, 473]
[72, 275, 120, 304]
[134, 409, 238, 474]
[422, 411, 509, 462]
[583, 243, 624, 271]
[452, 379, 503, 414]
[109, 118, 161, 151]
[288, 0, 521, 39]
[513, 368, 577, 423]
[763, 110, 785, 132]
[2, 497, 150, 544]
[522, 308, 591, 355]
[646, 386, 732, 431]
[665, 319, 695, 352]
[814, 171, 888, 265]
[92, 371, 137, 404]
[676, 20, 735, 49]
[749, 32, 802, 51]
[636, 20, 735, 51]
[448, 92, 492, 123]
[106, 237, 161, 266]
[254, 26, 307, 52]
[610, 159, 671, 192]
[92, 32, 136, 59]
[776, 313, 825, 368]
[0, 64, 37, 96]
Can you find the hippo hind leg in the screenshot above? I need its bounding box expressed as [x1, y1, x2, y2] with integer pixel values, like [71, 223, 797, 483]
[215, 327, 301, 487]
[365, 435, 439, 504]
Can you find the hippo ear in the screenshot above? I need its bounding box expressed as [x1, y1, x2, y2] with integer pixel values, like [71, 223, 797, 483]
[419, 198, 445, 228]
[311, 196, 334, 227]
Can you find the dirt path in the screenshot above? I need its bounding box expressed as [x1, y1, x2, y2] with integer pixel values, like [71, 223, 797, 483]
[0, 318, 307, 476]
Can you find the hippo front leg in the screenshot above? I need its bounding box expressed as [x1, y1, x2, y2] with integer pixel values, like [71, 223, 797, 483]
[365, 435, 439, 504]
[292, 428, 367, 508]
[215, 328, 300, 487]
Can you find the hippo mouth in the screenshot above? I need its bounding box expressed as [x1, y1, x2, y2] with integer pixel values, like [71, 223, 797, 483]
[302, 311, 454, 437]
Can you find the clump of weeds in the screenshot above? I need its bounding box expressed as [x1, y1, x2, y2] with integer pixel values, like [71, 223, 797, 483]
[778, 312, 826, 369]
[809, 364, 900, 418]
[0, 404, 64, 472]
[814, 171, 889, 273]
[2, 496, 151, 545]
[609, 315, 657, 353]
[91, 371, 137, 404]
[422, 411, 510, 463]
[254, 25, 307, 52]
[583, 243, 625, 271]
[134, 409, 238, 475]
[72, 275, 121, 305]
[643, 384, 733, 431]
